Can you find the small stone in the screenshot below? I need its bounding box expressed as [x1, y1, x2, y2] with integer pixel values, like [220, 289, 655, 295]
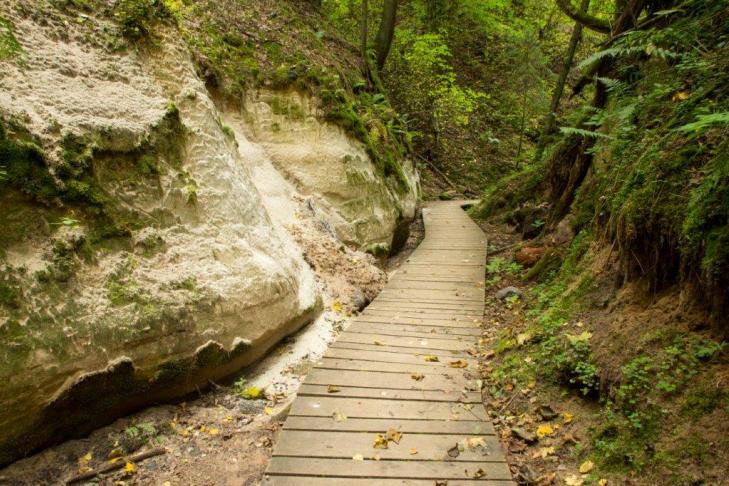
[517, 464, 539, 484]
[537, 404, 558, 421]
[511, 426, 537, 444]
[238, 399, 265, 414]
[351, 288, 368, 311]
[496, 287, 523, 300]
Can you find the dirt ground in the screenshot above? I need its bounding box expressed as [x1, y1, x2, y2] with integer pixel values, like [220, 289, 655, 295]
[0, 212, 424, 486]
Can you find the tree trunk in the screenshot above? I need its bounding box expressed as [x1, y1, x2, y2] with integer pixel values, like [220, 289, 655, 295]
[374, 0, 398, 70]
[556, 0, 612, 33]
[361, 0, 368, 67]
[533, 0, 589, 163]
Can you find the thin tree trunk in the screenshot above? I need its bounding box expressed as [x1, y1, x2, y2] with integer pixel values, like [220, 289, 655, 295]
[533, 0, 590, 163]
[361, 0, 368, 67]
[374, 0, 398, 70]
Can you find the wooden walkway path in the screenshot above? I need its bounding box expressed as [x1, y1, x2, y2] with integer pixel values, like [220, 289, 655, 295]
[262, 201, 514, 486]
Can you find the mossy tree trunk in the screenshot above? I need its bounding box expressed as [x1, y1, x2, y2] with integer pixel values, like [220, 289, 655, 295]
[374, 0, 398, 70]
[533, 0, 590, 164]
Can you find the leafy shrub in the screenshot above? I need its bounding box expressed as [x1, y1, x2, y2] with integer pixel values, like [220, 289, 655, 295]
[114, 0, 169, 39]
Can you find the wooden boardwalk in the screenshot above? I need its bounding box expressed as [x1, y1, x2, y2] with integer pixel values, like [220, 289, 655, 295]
[262, 201, 514, 486]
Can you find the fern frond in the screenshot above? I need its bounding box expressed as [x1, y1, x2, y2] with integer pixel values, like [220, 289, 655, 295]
[677, 112, 729, 133]
[559, 126, 613, 139]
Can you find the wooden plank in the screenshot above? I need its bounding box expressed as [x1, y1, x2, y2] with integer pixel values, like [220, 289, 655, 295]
[335, 332, 473, 352]
[262, 477, 515, 486]
[346, 322, 481, 338]
[352, 317, 481, 328]
[266, 457, 513, 480]
[298, 384, 482, 403]
[305, 369, 473, 392]
[273, 430, 503, 462]
[289, 396, 487, 421]
[379, 289, 484, 299]
[361, 311, 482, 322]
[283, 416, 495, 435]
[366, 299, 483, 314]
[324, 347, 476, 365]
[330, 341, 472, 357]
[314, 357, 475, 375]
[364, 305, 482, 314]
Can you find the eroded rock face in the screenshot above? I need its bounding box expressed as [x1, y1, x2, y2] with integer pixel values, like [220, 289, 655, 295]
[0, 0, 418, 467]
[239, 90, 419, 251]
[0, 8, 323, 465]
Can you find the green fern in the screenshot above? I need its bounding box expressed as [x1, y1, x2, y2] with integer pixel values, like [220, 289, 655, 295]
[577, 47, 642, 71]
[677, 112, 729, 134]
[559, 126, 613, 140]
[578, 44, 678, 71]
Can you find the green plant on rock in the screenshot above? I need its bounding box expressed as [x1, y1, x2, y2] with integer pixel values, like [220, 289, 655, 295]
[0, 17, 22, 61]
[114, 0, 170, 39]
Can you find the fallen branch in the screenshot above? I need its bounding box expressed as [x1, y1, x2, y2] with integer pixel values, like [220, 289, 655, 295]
[65, 447, 167, 485]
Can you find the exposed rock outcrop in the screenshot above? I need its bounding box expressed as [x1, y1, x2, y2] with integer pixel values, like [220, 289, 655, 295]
[0, 2, 417, 466]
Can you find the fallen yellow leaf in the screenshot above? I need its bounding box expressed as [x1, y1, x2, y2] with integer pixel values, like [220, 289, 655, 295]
[352, 453, 364, 461]
[579, 460, 594, 474]
[448, 360, 468, 368]
[374, 340, 385, 346]
[327, 385, 341, 393]
[563, 412, 574, 424]
[411, 373, 425, 381]
[409, 448, 418, 455]
[533, 446, 555, 459]
[672, 90, 690, 101]
[565, 474, 584, 486]
[386, 428, 402, 444]
[124, 462, 136, 474]
[240, 386, 263, 400]
[331, 301, 343, 313]
[209, 428, 220, 436]
[473, 468, 485, 479]
[598, 479, 608, 486]
[333, 411, 347, 422]
[516, 332, 532, 345]
[536, 424, 554, 438]
[373, 434, 389, 449]
[424, 355, 440, 362]
[264, 406, 274, 415]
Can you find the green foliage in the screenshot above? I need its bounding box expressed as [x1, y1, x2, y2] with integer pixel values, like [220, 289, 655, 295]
[0, 122, 57, 202]
[559, 126, 613, 139]
[473, 160, 546, 219]
[486, 256, 522, 275]
[114, 0, 169, 39]
[554, 0, 729, 311]
[540, 332, 599, 396]
[0, 17, 22, 61]
[677, 111, 729, 134]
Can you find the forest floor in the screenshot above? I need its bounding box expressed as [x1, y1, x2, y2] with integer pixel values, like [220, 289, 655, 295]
[0, 216, 425, 486]
[473, 219, 602, 486]
[473, 217, 729, 486]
